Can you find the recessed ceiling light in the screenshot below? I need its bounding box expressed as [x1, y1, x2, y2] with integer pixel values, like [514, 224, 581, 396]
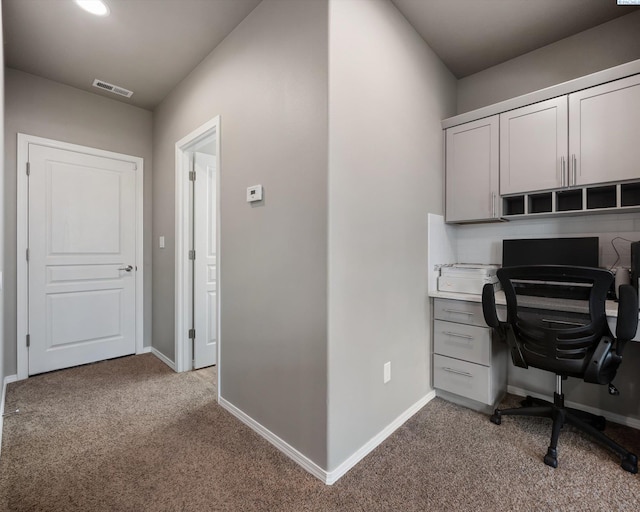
[75, 0, 110, 16]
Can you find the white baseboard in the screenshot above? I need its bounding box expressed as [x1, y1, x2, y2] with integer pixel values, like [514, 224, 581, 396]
[150, 348, 176, 371]
[219, 390, 437, 485]
[326, 390, 437, 484]
[0, 375, 19, 458]
[218, 396, 329, 482]
[507, 385, 640, 430]
[141, 346, 152, 354]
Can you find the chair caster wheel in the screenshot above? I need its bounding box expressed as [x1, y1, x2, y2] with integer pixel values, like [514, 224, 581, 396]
[544, 448, 558, 468]
[490, 411, 502, 425]
[622, 453, 638, 474]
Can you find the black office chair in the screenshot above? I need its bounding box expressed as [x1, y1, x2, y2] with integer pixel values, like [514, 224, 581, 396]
[482, 265, 639, 473]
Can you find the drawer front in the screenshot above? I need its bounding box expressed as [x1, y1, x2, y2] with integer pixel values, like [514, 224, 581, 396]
[434, 354, 490, 404]
[434, 299, 486, 327]
[434, 320, 492, 365]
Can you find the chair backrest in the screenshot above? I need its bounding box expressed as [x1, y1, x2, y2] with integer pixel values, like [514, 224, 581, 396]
[496, 265, 614, 379]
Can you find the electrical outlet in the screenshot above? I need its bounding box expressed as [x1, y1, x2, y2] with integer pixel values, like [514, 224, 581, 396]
[384, 361, 391, 384]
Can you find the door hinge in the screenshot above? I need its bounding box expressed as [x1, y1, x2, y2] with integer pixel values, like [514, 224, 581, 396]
[189, 250, 196, 260]
[26, 162, 31, 176]
[26, 248, 30, 262]
[188, 329, 196, 340]
[26, 334, 30, 348]
[189, 171, 196, 181]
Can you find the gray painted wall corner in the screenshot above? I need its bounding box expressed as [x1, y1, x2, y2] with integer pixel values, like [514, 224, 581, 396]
[327, 0, 456, 471]
[152, 0, 330, 469]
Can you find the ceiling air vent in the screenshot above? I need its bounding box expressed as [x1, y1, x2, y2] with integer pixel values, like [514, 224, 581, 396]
[92, 79, 134, 98]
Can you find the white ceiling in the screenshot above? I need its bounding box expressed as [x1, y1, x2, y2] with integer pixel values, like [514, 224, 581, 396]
[3, 0, 638, 110]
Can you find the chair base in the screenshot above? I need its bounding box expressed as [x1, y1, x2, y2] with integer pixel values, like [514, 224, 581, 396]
[490, 394, 638, 474]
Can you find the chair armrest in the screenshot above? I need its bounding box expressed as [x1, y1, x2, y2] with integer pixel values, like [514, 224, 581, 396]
[616, 284, 639, 341]
[482, 283, 500, 328]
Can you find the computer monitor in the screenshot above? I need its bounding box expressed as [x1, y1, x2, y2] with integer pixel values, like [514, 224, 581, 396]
[502, 237, 600, 299]
[502, 237, 599, 268]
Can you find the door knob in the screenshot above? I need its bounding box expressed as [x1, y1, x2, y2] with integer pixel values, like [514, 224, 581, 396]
[118, 265, 133, 272]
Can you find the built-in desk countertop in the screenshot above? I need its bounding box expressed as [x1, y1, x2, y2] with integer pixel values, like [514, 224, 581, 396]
[430, 290, 640, 341]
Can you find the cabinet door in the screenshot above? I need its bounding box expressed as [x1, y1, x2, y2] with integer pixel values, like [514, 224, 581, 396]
[445, 116, 499, 223]
[569, 74, 640, 187]
[500, 96, 568, 195]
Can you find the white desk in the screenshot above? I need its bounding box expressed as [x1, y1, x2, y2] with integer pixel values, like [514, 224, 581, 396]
[430, 289, 640, 341]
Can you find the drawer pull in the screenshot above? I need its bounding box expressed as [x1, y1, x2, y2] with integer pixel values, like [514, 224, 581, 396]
[442, 331, 473, 340]
[443, 308, 474, 316]
[442, 367, 474, 378]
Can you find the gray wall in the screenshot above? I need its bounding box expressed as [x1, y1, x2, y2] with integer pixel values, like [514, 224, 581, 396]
[3, 69, 153, 376]
[327, 0, 456, 470]
[152, 0, 329, 467]
[457, 10, 640, 114]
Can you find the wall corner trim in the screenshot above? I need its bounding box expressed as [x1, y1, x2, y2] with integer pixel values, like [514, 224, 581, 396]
[326, 390, 437, 484]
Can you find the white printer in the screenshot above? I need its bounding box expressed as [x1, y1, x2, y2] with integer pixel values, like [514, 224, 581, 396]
[437, 264, 500, 295]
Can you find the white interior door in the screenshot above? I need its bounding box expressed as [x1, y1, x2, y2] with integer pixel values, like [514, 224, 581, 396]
[193, 152, 217, 369]
[28, 143, 137, 375]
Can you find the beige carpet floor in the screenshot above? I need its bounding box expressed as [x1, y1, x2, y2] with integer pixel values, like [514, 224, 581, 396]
[1, 353, 640, 511]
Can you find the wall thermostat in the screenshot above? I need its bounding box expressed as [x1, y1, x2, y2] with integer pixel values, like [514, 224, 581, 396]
[247, 185, 263, 203]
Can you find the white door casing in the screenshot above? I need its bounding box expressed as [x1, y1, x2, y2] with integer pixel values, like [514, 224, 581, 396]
[193, 152, 217, 369]
[175, 116, 221, 377]
[17, 134, 144, 380]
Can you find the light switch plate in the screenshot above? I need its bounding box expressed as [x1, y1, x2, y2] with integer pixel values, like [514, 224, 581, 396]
[384, 361, 391, 383]
[247, 185, 263, 202]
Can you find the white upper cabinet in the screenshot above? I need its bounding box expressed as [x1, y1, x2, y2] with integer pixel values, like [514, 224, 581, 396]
[569, 74, 640, 187]
[500, 97, 568, 195]
[445, 116, 499, 223]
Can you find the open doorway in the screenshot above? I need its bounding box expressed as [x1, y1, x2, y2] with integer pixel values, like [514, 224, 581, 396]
[175, 117, 220, 382]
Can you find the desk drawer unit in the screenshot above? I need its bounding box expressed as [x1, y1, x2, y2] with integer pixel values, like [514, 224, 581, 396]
[434, 354, 491, 404]
[434, 298, 486, 327]
[433, 298, 507, 407]
[434, 319, 491, 365]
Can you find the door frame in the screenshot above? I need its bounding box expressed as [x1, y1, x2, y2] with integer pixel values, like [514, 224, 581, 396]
[174, 116, 221, 376]
[16, 134, 145, 380]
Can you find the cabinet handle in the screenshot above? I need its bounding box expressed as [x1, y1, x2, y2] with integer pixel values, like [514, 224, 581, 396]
[442, 367, 474, 378]
[572, 154, 577, 186]
[561, 156, 565, 188]
[492, 193, 497, 218]
[443, 308, 474, 315]
[442, 331, 474, 340]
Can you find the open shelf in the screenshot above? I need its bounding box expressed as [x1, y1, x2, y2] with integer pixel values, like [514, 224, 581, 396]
[556, 189, 582, 212]
[501, 180, 640, 219]
[528, 193, 552, 214]
[586, 186, 616, 210]
[621, 182, 640, 207]
[503, 196, 524, 216]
